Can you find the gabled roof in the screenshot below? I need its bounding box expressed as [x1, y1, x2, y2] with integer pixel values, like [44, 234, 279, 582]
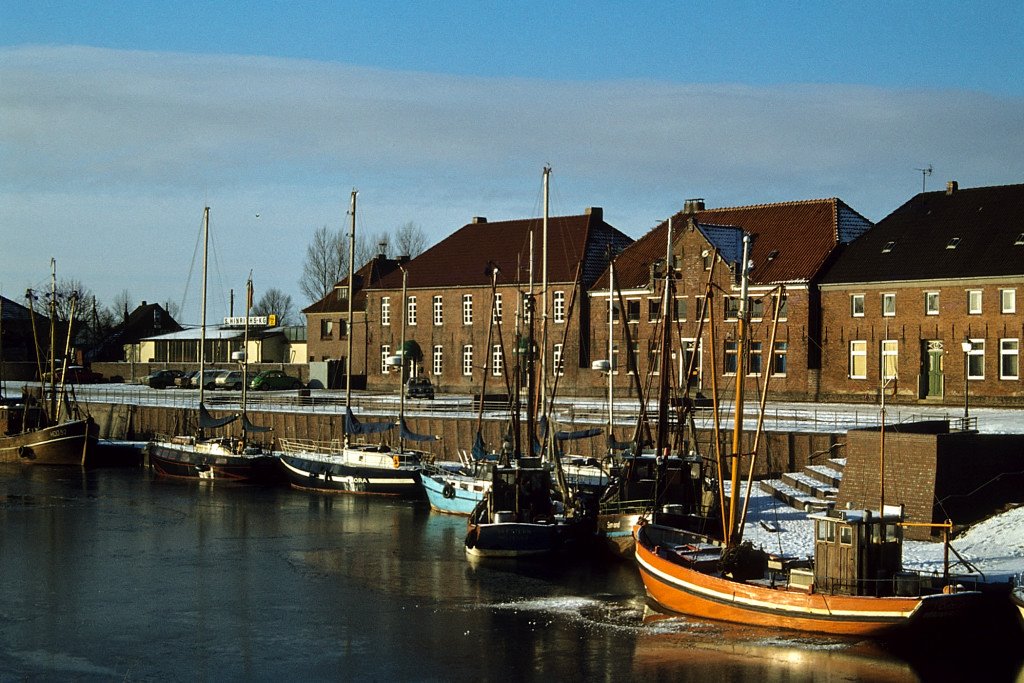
[303, 254, 408, 315]
[0, 295, 42, 323]
[368, 208, 633, 292]
[604, 198, 870, 291]
[121, 302, 181, 341]
[820, 183, 1024, 284]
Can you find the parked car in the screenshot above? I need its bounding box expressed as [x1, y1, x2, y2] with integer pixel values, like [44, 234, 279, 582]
[405, 376, 435, 399]
[215, 370, 244, 391]
[175, 370, 198, 388]
[185, 369, 225, 391]
[42, 365, 104, 384]
[249, 370, 303, 391]
[143, 369, 184, 389]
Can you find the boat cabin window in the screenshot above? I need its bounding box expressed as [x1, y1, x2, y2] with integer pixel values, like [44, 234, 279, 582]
[870, 522, 900, 544]
[815, 519, 836, 542]
[839, 524, 853, 545]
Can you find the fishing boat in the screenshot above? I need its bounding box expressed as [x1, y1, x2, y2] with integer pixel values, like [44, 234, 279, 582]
[596, 221, 719, 558]
[278, 190, 425, 496]
[464, 167, 598, 557]
[634, 232, 993, 638]
[0, 262, 99, 466]
[147, 208, 279, 482]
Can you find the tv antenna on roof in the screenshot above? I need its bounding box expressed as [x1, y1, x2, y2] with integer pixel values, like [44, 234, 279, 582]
[915, 164, 933, 193]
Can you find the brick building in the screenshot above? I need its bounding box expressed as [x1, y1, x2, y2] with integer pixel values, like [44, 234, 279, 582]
[818, 182, 1024, 406]
[303, 253, 408, 378]
[589, 197, 872, 402]
[363, 208, 632, 395]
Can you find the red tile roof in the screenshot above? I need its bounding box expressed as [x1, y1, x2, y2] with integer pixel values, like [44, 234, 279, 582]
[606, 198, 870, 290]
[368, 209, 632, 291]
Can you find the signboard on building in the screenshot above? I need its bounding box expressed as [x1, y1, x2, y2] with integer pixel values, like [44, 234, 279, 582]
[223, 316, 270, 326]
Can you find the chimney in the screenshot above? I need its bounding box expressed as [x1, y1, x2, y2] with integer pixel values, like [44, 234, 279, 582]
[584, 206, 603, 222]
[684, 198, 705, 214]
[472, 216, 487, 224]
[946, 181, 958, 195]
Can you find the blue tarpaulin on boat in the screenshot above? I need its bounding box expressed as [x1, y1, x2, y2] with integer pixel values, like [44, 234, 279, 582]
[400, 419, 438, 442]
[471, 431, 487, 460]
[345, 407, 393, 435]
[199, 403, 238, 430]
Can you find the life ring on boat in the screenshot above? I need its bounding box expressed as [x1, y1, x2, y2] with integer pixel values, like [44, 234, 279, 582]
[442, 482, 456, 499]
[18, 445, 32, 459]
[393, 455, 401, 469]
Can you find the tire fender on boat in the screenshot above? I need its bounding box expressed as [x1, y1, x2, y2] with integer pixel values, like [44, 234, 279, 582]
[18, 445, 32, 459]
[442, 482, 456, 499]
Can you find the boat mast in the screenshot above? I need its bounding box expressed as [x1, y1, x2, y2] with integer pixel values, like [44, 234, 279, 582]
[241, 272, 252, 443]
[607, 252, 615, 441]
[48, 258, 57, 419]
[198, 207, 210, 435]
[727, 234, 752, 546]
[539, 166, 550, 430]
[655, 218, 674, 457]
[345, 189, 357, 446]
[398, 266, 408, 452]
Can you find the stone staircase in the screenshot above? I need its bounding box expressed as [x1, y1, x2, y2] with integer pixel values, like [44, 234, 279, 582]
[757, 458, 845, 513]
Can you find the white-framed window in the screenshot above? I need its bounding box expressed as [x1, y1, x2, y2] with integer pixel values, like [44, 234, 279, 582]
[380, 344, 391, 374]
[968, 290, 982, 315]
[851, 294, 865, 317]
[607, 299, 620, 324]
[882, 293, 896, 317]
[747, 341, 762, 375]
[881, 339, 898, 380]
[724, 296, 739, 321]
[1000, 339, 1019, 380]
[648, 342, 661, 375]
[775, 294, 788, 321]
[749, 297, 765, 320]
[772, 341, 788, 376]
[849, 340, 867, 379]
[673, 297, 687, 321]
[433, 295, 443, 326]
[492, 292, 503, 325]
[432, 345, 443, 376]
[625, 299, 640, 323]
[492, 344, 503, 376]
[611, 343, 620, 375]
[407, 296, 417, 325]
[462, 345, 473, 376]
[1001, 289, 1016, 314]
[380, 297, 390, 325]
[925, 291, 940, 315]
[320, 319, 334, 339]
[647, 297, 661, 322]
[462, 294, 473, 325]
[553, 290, 566, 324]
[552, 343, 565, 376]
[724, 341, 738, 375]
[968, 339, 985, 379]
[627, 342, 639, 374]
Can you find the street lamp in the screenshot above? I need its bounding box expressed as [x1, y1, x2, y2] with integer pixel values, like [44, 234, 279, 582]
[961, 338, 973, 422]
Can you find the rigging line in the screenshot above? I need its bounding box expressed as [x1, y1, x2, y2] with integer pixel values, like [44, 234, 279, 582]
[179, 211, 205, 326]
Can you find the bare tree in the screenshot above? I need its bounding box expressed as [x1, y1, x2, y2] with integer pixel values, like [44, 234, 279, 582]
[110, 289, 134, 323]
[356, 229, 390, 268]
[252, 288, 295, 326]
[393, 221, 427, 258]
[299, 225, 346, 303]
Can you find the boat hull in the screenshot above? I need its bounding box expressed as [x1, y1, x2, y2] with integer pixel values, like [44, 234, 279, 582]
[634, 522, 985, 637]
[0, 417, 99, 466]
[465, 520, 565, 558]
[148, 441, 282, 484]
[278, 453, 421, 497]
[421, 471, 488, 515]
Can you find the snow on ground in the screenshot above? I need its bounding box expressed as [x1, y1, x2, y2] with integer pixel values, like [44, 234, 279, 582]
[741, 483, 1024, 583]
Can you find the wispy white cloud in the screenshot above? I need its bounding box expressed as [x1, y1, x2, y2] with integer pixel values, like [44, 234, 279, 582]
[1, 45, 1022, 313]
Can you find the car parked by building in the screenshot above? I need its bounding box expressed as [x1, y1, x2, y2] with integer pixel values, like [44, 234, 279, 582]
[142, 369, 184, 389]
[405, 376, 435, 399]
[215, 370, 245, 391]
[249, 370, 303, 391]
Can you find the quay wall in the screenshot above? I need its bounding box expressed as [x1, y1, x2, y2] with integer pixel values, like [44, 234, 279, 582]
[92, 402, 843, 478]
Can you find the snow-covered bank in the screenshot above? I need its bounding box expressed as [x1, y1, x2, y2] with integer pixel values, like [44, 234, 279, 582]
[742, 484, 1024, 582]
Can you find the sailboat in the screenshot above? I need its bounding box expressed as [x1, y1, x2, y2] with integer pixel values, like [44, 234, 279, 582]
[278, 190, 425, 496]
[0, 261, 99, 465]
[147, 207, 280, 482]
[597, 220, 719, 558]
[464, 167, 598, 558]
[633, 232, 994, 637]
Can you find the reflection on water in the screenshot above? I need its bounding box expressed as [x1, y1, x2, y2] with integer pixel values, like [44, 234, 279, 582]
[0, 462, 1020, 681]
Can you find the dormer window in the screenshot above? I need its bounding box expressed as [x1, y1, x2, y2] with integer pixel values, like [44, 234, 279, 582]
[881, 241, 895, 253]
[766, 249, 779, 262]
[946, 237, 961, 249]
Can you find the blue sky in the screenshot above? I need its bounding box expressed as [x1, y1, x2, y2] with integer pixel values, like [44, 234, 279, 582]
[2, 2, 1022, 323]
